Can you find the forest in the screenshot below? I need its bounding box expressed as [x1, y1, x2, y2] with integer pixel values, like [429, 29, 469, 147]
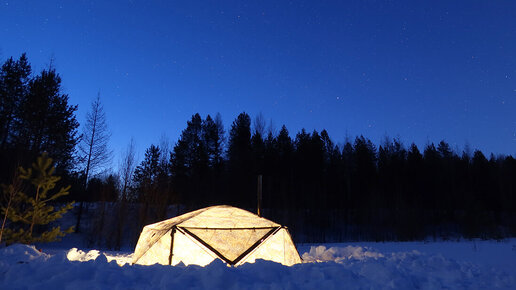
[1, 54, 515, 247]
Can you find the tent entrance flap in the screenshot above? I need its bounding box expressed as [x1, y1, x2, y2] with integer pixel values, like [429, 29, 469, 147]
[178, 226, 280, 265]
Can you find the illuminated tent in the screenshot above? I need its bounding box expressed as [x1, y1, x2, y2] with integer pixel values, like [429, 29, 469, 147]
[132, 205, 302, 267]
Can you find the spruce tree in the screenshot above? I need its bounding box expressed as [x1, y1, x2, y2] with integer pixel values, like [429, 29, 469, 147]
[1, 153, 74, 245]
[133, 145, 162, 203]
[203, 114, 224, 169]
[228, 112, 252, 169]
[227, 112, 253, 207]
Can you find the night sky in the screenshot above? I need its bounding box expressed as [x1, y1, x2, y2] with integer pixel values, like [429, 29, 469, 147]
[1, 1, 515, 164]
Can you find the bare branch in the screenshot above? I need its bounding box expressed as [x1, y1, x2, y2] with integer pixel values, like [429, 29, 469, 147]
[78, 93, 113, 184]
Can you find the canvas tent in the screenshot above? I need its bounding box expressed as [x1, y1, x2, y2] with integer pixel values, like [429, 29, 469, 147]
[132, 205, 302, 267]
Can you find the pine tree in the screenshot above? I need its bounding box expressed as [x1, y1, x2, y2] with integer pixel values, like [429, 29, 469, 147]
[1, 153, 74, 245]
[0, 54, 31, 151]
[0, 54, 32, 184]
[15, 67, 80, 172]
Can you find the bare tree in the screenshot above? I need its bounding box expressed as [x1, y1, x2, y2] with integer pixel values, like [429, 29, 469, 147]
[158, 134, 171, 167]
[79, 93, 112, 182]
[266, 118, 276, 138]
[114, 138, 137, 250]
[253, 112, 266, 137]
[75, 93, 112, 232]
[119, 138, 137, 201]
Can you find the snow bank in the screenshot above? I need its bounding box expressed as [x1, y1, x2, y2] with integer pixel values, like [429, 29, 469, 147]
[0, 244, 50, 263]
[1, 243, 515, 289]
[302, 245, 385, 262]
[66, 248, 102, 262]
[66, 248, 132, 266]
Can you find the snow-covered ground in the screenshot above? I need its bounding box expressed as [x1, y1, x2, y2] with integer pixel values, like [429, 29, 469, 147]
[1, 239, 516, 289]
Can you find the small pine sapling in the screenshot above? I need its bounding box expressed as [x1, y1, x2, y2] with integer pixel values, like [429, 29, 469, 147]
[1, 153, 75, 244]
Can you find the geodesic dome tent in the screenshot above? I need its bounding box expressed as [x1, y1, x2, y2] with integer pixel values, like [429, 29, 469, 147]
[132, 205, 302, 267]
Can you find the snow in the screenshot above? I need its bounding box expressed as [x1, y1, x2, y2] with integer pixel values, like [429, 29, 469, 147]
[1, 240, 516, 289]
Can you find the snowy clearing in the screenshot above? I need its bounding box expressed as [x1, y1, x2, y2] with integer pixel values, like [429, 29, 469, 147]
[1, 240, 516, 289]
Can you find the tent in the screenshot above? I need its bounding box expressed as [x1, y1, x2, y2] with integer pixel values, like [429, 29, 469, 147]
[132, 205, 302, 267]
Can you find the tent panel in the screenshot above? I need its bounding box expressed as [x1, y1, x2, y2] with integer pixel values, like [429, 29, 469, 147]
[171, 231, 217, 266]
[134, 229, 172, 266]
[179, 206, 279, 228]
[238, 228, 301, 266]
[133, 207, 212, 263]
[145, 207, 211, 231]
[133, 227, 168, 264]
[185, 227, 274, 262]
[281, 228, 303, 265]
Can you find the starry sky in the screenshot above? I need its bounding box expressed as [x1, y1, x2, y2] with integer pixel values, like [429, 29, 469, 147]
[1, 0, 515, 164]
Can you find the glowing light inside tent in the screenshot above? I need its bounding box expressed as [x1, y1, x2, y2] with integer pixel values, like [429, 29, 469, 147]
[132, 205, 302, 267]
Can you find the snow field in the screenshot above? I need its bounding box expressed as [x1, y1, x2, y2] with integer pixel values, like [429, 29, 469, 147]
[1, 241, 516, 289]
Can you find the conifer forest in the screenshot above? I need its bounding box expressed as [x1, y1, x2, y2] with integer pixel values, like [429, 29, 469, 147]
[1, 54, 515, 247]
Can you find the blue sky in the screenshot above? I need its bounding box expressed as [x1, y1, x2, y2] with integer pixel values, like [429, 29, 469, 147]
[1, 0, 515, 164]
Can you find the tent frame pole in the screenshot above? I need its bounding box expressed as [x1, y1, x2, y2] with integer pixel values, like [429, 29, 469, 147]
[168, 226, 176, 265]
[232, 226, 281, 265]
[176, 227, 233, 265]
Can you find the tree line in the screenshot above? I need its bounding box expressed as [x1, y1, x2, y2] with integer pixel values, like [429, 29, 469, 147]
[1, 54, 515, 246]
[124, 112, 516, 241]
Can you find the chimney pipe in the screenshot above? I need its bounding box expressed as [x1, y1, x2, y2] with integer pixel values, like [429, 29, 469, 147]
[257, 175, 262, 217]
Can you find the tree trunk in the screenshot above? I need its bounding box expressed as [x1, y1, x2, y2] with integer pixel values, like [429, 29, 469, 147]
[0, 195, 13, 243]
[28, 185, 41, 238]
[114, 198, 127, 251]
